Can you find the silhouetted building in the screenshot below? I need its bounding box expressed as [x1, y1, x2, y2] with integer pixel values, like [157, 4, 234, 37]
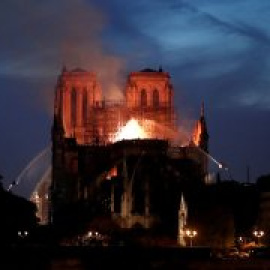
[256, 174, 270, 244]
[50, 67, 209, 239]
[0, 183, 37, 244]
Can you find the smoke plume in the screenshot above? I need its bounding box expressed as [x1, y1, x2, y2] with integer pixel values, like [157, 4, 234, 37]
[0, 0, 125, 114]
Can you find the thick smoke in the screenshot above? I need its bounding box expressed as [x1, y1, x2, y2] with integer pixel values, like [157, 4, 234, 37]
[57, 0, 126, 100]
[0, 0, 125, 114]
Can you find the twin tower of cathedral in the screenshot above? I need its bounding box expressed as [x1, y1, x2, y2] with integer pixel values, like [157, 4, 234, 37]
[54, 66, 208, 149]
[49, 67, 209, 230]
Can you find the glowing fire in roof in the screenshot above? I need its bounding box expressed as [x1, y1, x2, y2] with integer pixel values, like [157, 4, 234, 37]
[113, 119, 148, 142]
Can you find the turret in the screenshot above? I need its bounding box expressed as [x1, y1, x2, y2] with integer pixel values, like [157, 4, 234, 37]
[178, 193, 188, 246]
[192, 101, 209, 152]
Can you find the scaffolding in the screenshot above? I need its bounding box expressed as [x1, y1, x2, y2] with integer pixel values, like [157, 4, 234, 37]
[81, 99, 177, 146]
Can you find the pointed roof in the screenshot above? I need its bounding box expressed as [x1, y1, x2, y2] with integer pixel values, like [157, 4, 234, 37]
[200, 101, 205, 118]
[199, 101, 208, 135]
[62, 65, 67, 73]
[179, 193, 188, 213]
[191, 101, 209, 150]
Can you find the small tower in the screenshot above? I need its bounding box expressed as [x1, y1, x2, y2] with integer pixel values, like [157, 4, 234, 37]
[191, 101, 210, 181]
[178, 193, 188, 246]
[192, 101, 209, 152]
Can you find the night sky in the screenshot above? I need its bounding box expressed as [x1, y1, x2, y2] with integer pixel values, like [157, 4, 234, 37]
[0, 0, 270, 198]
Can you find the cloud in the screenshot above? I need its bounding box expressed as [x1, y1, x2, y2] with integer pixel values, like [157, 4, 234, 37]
[0, 0, 126, 98]
[1, 0, 270, 189]
[0, 0, 126, 187]
[0, 0, 134, 134]
[132, 0, 270, 111]
[161, 0, 270, 49]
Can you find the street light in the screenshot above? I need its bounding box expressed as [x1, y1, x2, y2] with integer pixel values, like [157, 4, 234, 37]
[253, 230, 264, 246]
[18, 230, 28, 240]
[185, 229, 198, 247]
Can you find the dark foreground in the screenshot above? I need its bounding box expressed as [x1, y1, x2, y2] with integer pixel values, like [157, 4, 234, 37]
[1, 246, 270, 270]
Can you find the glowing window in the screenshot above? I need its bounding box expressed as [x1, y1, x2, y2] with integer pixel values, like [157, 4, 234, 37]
[141, 89, 147, 107]
[71, 87, 77, 127]
[83, 88, 88, 125]
[153, 89, 159, 108]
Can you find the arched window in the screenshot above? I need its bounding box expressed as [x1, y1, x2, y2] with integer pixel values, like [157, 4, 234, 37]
[141, 89, 147, 107]
[71, 87, 77, 127]
[153, 89, 159, 108]
[82, 88, 88, 125]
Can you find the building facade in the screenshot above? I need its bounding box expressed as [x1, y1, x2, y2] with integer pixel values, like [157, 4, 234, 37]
[50, 67, 209, 234]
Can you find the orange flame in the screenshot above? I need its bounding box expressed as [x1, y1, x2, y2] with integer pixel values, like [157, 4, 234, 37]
[113, 118, 148, 142]
[106, 166, 117, 180]
[192, 121, 201, 146]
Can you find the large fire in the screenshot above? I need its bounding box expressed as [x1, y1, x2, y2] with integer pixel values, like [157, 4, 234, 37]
[112, 118, 191, 145]
[113, 119, 149, 142]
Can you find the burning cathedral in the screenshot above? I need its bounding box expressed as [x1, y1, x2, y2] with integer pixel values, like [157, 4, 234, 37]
[49, 66, 209, 240]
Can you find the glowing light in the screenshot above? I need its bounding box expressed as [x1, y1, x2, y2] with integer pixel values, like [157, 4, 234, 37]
[106, 166, 117, 180]
[114, 119, 148, 142]
[253, 230, 264, 238]
[184, 229, 198, 247]
[192, 121, 201, 146]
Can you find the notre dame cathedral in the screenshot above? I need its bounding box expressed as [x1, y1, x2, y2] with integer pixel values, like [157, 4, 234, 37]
[50, 67, 209, 237]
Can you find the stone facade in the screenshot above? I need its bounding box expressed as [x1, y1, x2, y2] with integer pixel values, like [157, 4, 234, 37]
[50, 67, 209, 232]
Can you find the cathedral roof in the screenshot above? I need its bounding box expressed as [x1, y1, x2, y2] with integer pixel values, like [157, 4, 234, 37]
[140, 68, 157, 72]
[72, 68, 87, 72]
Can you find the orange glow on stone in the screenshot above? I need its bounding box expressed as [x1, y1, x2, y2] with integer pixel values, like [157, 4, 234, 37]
[106, 166, 118, 180]
[192, 121, 201, 146]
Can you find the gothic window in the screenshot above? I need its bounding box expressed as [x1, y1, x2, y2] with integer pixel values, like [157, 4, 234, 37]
[71, 87, 77, 127]
[153, 89, 159, 108]
[141, 89, 147, 107]
[82, 88, 88, 125]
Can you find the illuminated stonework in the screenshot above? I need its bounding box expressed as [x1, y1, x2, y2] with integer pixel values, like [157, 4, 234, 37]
[30, 167, 51, 224]
[55, 67, 102, 144]
[51, 67, 209, 231]
[55, 67, 177, 145]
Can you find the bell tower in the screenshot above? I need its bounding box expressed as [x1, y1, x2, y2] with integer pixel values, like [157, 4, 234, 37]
[54, 67, 102, 144]
[125, 68, 176, 139]
[126, 68, 173, 108]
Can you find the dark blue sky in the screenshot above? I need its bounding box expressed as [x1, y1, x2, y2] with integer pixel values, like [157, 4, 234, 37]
[0, 0, 270, 197]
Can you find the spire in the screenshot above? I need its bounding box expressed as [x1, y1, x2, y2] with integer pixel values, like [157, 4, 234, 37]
[191, 101, 209, 152]
[178, 193, 188, 246]
[62, 65, 67, 73]
[179, 193, 188, 217]
[199, 100, 208, 151]
[200, 100, 205, 118]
